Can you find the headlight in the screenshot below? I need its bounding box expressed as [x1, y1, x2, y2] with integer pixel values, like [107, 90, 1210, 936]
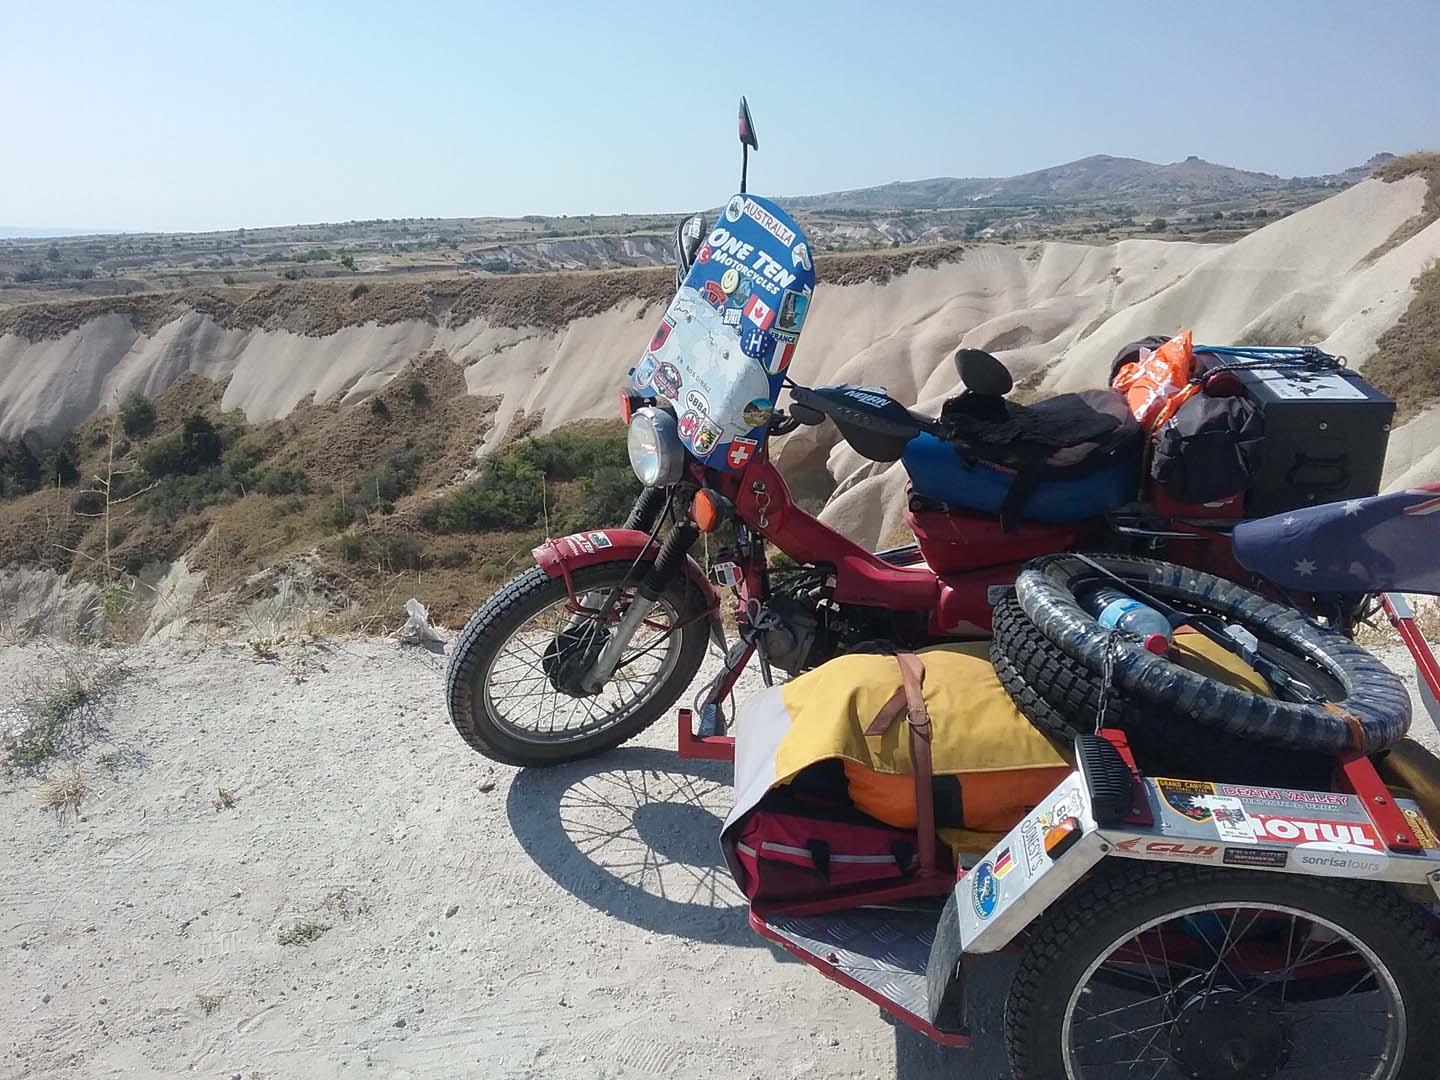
[627, 407, 685, 487]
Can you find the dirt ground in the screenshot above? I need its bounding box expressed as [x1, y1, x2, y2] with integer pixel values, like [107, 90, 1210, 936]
[1, 636, 1435, 1080]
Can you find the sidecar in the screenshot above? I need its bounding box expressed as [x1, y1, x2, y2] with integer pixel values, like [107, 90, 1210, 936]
[713, 571, 1440, 1077]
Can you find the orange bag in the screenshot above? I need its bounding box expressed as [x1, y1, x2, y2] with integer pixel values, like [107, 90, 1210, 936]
[1112, 330, 1195, 428]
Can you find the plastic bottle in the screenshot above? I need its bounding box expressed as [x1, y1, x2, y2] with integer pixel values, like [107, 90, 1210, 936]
[1082, 586, 1172, 655]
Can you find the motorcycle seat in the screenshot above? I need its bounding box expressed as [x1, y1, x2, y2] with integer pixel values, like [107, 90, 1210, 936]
[904, 389, 1142, 525]
[1231, 484, 1440, 595]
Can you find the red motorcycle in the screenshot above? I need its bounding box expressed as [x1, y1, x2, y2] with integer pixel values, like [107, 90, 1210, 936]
[444, 100, 1392, 768]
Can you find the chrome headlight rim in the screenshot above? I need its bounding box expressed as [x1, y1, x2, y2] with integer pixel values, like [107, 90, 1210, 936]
[627, 407, 686, 487]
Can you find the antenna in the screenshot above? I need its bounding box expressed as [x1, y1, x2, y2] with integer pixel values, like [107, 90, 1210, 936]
[737, 97, 758, 195]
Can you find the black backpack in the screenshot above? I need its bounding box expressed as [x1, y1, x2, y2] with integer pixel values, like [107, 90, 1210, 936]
[1151, 393, 1264, 503]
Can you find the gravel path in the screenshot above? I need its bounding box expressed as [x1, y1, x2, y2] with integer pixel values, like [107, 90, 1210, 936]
[1, 635, 1434, 1079]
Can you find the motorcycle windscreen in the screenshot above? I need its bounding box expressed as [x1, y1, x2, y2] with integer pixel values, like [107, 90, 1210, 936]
[630, 194, 815, 471]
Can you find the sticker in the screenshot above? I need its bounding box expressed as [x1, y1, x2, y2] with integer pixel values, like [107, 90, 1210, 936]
[684, 389, 710, 417]
[1021, 819, 1045, 875]
[1156, 778, 1217, 822]
[741, 328, 770, 359]
[705, 226, 797, 297]
[791, 241, 811, 271]
[653, 361, 682, 398]
[971, 861, 998, 920]
[1114, 838, 1220, 860]
[726, 437, 757, 469]
[1251, 815, 1380, 849]
[723, 308, 743, 328]
[696, 242, 711, 263]
[1204, 796, 1256, 843]
[1293, 842, 1389, 877]
[1403, 807, 1440, 849]
[776, 289, 810, 335]
[730, 274, 753, 306]
[767, 339, 794, 376]
[677, 411, 700, 442]
[742, 197, 797, 247]
[573, 534, 595, 554]
[744, 295, 774, 331]
[649, 316, 675, 354]
[692, 420, 722, 457]
[1223, 847, 1289, 869]
[741, 398, 772, 428]
[720, 268, 740, 294]
[724, 195, 745, 223]
[993, 848, 1016, 879]
[701, 281, 727, 311]
[587, 532, 612, 549]
[634, 354, 657, 389]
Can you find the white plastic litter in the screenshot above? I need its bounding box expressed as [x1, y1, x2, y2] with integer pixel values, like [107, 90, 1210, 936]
[397, 598, 447, 644]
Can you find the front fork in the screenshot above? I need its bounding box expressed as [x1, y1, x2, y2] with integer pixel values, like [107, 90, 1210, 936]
[578, 508, 701, 693]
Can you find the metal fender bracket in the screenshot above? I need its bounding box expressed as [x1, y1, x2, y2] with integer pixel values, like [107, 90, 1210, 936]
[957, 772, 1108, 954]
[957, 770, 1440, 957]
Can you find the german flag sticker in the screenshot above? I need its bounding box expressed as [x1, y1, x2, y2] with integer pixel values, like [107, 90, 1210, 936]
[994, 848, 1015, 878]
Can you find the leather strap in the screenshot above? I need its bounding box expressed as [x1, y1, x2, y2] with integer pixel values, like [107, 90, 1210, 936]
[864, 652, 937, 877]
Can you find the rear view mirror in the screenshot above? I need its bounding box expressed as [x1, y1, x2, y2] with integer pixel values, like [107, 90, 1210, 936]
[738, 97, 759, 150]
[673, 214, 706, 286]
[954, 348, 1014, 398]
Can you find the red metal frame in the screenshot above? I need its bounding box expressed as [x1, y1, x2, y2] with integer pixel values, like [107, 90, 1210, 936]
[1385, 593, 1440, 705]
[675, 708, 735, 760]
[748, 909, 971, 1049]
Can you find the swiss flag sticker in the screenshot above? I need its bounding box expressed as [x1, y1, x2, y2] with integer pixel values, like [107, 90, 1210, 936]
[744, 295, 774, 331]
[727, 438, 757, 469]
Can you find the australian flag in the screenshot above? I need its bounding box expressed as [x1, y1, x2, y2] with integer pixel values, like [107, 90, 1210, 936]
[1232, 483, 1440, 594]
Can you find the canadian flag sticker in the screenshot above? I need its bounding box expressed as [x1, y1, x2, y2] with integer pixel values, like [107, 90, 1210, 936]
[744, 295, 774, 331]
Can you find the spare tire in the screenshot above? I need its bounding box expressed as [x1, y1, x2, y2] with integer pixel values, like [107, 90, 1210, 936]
[990, 596, 1332, 789]
[1009, 553, 1410, 754]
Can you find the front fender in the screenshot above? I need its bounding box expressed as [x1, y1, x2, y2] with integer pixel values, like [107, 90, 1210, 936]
[532, 530, 726, 651]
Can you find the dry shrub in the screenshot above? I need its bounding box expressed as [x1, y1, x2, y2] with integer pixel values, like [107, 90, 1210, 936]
[37, 764, 87, 817]
[3, 646, 129, 767]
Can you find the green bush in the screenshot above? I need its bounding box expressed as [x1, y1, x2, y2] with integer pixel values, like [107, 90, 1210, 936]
[0, 440, 41, 498]
[321, 447, 422, 531]
[144, 468, 240, 520]
[119, 392, 156, 437]
[38, 445, 79, 489]
[139, 414, 222, 477]
[421, 429, 637, 534]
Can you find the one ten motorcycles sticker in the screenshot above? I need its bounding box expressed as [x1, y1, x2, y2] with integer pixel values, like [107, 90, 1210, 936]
[632, 194, 814, 472]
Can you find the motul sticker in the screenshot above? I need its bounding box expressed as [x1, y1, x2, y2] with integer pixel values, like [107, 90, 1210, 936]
[1250, 815, 1380, 849]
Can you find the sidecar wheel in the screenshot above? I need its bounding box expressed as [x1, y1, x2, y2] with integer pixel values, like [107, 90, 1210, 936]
[446, 563, 709, 767]
[1006, 863, 1440, 1080]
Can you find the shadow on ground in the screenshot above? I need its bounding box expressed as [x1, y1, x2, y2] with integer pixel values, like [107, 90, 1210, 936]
[507, 745, 761, 947]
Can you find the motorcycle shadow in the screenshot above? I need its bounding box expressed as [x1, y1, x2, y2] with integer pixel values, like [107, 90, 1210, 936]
[505, 745, 767, 949]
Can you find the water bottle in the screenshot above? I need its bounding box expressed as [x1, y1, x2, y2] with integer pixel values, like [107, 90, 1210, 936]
[1083, 586, 1172, 655]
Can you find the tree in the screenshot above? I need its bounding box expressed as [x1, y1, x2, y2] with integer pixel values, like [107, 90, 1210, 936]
[339, 254, 357, 272]
[1149, 218, 1169, 232]
[119, 391, 156, 437]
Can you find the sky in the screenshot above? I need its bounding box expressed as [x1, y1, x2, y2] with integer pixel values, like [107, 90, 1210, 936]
[3, 0, 1439, 234]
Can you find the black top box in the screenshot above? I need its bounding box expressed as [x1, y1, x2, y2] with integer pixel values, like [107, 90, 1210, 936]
[1233, 364, 1395, 517]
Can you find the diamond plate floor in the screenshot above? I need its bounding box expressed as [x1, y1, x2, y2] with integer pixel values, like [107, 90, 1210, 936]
[764, 906, 941, 1017]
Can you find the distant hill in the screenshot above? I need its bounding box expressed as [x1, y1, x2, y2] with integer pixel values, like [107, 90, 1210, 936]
[787, 153, 1393, 213]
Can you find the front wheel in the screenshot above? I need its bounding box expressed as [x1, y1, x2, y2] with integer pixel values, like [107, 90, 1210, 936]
[1004, 863, 1440, 1079]
[445, 562, 710, 766]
